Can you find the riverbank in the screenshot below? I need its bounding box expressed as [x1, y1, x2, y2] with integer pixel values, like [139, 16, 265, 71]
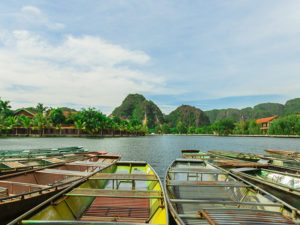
[158, 134, 300, 138]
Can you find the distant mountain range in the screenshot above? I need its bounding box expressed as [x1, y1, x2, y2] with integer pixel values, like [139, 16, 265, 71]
[111, 94, 300, 128]
[205, 98, 300, 123]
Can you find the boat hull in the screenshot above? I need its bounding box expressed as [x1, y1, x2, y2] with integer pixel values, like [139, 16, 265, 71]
[233, 171, 300, 209]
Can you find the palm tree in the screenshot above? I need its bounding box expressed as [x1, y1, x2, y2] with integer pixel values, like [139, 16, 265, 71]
[20, 115, 32, 136]
[74, 120, 86, 136]
[34, 113, 51, 136]
[36, 103, 48, 114]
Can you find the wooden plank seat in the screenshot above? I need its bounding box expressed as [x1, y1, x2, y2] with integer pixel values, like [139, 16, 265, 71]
[66, 188, 163, 199]
[169, 168, 225, 174]
[42, 158, 64, 163]
[3, 161, 26, 168]
[0, 180, 51, 189]
[66, 161, 110, 167]
[198, 209, 297, 225]
[22, 220, 156, 225]
[167, 180, 248, 187]
[90, 173, 158, 181]
[37, 169, 91, 177]
[170, 199, 282, 207]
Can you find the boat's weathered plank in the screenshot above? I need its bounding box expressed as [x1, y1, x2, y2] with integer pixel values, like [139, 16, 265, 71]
[167, 180, 248, 187]
[170, 199, 282, 206]
[36, 169, 91, 177]
[169, 168, 224, 174]
[66, 188, 163, 199]
[21, 220, 158, 225]
[90, 173, 158, 181]
[66, 161, 110, 167]
[0, 180, 51, 188]
[3, 161, 27, 168]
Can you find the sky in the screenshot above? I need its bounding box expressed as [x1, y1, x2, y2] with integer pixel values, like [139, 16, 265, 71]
[0, 0, 300, 115]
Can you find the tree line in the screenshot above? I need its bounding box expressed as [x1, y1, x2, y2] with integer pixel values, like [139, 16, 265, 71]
[151, 116, 300, 136]
[0, 98, 147, 136]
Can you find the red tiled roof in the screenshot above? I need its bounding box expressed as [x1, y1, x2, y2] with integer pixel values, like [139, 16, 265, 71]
[256, 115, 278, 124]
[62, 111, 77, 118]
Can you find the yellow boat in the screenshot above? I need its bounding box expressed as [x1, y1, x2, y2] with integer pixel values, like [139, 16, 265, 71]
[9, 161, 168, 225]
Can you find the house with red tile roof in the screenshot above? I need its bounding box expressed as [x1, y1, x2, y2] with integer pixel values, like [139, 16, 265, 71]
[14, 109, 37, 119]
[256, 115, 278, 134]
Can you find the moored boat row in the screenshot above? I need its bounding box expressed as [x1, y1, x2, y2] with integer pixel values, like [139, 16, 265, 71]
[0, 152, 121, 224]
[2, 147, 300, 225]
[8, 161, 168, 225]
[165, 158, 299, 224]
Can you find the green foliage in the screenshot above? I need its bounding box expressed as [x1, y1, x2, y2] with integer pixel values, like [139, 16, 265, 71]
[284, 98, 300, 115]
[112, 94, 165, 129]
[268, 115, 300, 135]
[161, 123, 170, 134]
[0, 97, 13, 117]
[166, 105, 210, 129]
[176, 121, 187, 134]
[205, 98, 300, 123]
[212, 118, 235, 135]
[188, 126, 196, 134]
[36, 103, 48, 113]
[49, 108, 66, 126]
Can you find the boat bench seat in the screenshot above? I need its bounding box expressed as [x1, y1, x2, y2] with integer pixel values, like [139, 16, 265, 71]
[37, 169, 91, 177]
[3, 161, 26, 168]
[0, 180, 51, 188]
[89, 173, 158, 181]
[66, 188, 163, 199]
[42, 158, 64, 163]
[169, 168, 225, 174]
[66, 161, 110, 167]
[167, 180, 248, 187]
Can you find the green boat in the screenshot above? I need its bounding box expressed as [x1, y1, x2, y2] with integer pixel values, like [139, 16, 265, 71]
[209, 150, 300, 169]
[209, 157, 300, 209]
[265, 149, 300, 161]
[0, 153, 121, 224]
[0, 148, 105, 175]
[164, 158, 299, 225]
[208, 150, 261, 161]
[0, 146, 88, 160]
[9, 161, 168, 225]
[181, 149, 227, 160]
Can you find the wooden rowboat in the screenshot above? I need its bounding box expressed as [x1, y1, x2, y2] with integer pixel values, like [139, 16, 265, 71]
[0, 151, 106, 175]
[0, 153, 120, 224]
[164, 158, 299, 225]
[182, 149, 225, 160]
[264, 149, 300, 160]
[9, 161, 168, 225]
[209, 150, 300, 169]
[209, 158, 300, 209]
[0, 146, 88, 160]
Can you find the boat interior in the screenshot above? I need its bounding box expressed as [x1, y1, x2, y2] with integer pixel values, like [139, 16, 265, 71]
[22, 161, 167, 224]
[165, 159, 297, 225]
[0, 155, 120, 199]
[231, 167, 300, 190]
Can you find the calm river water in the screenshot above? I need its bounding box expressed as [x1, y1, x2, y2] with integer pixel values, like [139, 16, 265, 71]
[0, 135, 299, 179]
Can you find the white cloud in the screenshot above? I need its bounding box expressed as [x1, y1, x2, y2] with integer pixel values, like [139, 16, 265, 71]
[16, 5, 64, 30]
[0, 31, 168, 113]
[21, 6, 41, 15]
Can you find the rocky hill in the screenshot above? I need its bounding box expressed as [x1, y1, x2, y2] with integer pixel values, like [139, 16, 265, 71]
[165, 105, 210, 128]
[111, 94, 165, 128]
[205, 98, 300, 123]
